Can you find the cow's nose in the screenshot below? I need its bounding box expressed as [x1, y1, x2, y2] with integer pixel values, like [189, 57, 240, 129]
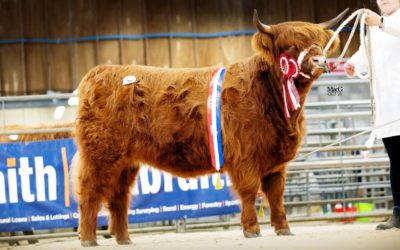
[311, 55, 327, 66]
[311, 55, 330, 72]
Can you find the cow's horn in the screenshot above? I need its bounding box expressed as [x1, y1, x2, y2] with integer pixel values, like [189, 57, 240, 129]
[318, 8, 349, 29]
[253, 9, 272, 34]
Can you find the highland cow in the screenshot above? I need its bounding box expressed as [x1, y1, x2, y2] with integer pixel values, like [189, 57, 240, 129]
[74, 10, 346, 246]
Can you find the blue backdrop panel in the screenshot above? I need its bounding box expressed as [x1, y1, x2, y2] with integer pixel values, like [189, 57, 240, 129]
[0, 139, 240, 232]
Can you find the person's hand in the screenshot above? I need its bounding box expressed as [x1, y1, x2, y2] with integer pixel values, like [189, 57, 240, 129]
[344, 61, 355, 77]
[363, 9, 382, 26]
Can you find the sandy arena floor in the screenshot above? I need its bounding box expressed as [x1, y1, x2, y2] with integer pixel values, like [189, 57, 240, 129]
[1, 222, 399, 250]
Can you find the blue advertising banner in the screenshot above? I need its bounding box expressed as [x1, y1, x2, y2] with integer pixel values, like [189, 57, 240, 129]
[0, 139, 240, 232]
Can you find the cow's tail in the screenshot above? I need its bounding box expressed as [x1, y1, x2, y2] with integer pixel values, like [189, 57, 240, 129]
[69, 152, 80, 202]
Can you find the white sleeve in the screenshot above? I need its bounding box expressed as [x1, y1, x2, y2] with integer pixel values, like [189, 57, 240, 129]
[347, 46, 368, 77]
[383, 15, 400, 39]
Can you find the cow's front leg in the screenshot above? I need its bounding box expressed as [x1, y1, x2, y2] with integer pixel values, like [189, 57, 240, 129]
[261, 170, 293, 236]
[235, 183, 261, 238]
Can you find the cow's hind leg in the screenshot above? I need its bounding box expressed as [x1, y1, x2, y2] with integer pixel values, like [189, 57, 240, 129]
[77, 160, 102, 246]
[261, 170, 293, 236]
[107, 165, 139, 245]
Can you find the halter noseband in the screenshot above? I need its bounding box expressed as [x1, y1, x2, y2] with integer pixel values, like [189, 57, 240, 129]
[297, 44, 327, 79]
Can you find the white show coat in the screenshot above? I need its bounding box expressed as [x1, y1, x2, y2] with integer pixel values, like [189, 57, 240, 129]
[348, 9, 400, 139]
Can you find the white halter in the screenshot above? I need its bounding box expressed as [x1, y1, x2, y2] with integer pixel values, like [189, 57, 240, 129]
[297, 45, 325, 79]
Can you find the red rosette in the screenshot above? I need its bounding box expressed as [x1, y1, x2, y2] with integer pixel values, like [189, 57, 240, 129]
[279, 53, 300, 79]
[279, 54, 290, 78]
[288, 57, 300, 78]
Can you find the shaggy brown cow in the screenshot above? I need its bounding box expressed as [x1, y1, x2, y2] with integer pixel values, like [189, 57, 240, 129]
[74, 10, 346, 246]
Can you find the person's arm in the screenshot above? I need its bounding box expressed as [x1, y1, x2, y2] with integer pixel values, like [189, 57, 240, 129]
[382, 15, 400, 39]
[364, 9, 400, 39]
[345, 47, 368, 78]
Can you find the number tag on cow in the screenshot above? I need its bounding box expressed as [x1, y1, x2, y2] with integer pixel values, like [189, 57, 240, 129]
[122, 75, 138, 85]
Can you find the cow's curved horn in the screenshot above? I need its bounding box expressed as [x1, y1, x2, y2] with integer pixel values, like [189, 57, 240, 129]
[318, 8, 349, 29]
[253, 9, 272, 34]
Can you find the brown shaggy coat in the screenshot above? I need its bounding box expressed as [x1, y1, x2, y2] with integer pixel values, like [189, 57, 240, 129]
[74, 12, 342, 246]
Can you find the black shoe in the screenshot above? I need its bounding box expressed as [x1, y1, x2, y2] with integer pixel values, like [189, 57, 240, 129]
[8, 241, 20, 246]
[28, 239, 39, 244]
[103, 234, 112, 239]
[376, 207, 400, 230]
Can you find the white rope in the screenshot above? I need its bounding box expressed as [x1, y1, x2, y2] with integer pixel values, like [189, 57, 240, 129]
[362, 14, 378, 147]
[323, 10, 365, 55]
[325, 10, 378, 142]
[324, 10, 367, 74]
[358, 13, 370, 79]
[336, 13, 361, 69]
[296, 117, 400, 161]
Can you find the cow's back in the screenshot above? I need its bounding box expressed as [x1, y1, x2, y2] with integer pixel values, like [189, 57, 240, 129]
[76, 64, 218, 177]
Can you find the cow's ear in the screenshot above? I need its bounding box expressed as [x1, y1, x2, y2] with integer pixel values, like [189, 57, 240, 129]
[252, 32, 275, 63]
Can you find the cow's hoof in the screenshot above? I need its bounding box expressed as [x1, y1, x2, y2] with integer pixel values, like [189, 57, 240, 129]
[243, 231, 262, 238]
[81, 240, 98, 247]
[117, 239, 132, 245]
[276, 229, 294, 236]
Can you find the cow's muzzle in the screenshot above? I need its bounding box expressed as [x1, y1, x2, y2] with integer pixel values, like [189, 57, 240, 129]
[311, 55, 330, 73]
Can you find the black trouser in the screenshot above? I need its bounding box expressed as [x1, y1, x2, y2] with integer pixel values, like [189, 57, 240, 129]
[382, 135, 400, 207]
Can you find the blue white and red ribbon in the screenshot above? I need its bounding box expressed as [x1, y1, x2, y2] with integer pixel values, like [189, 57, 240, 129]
[207, 68, 225, 172]
[279, 54, 301, 118]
